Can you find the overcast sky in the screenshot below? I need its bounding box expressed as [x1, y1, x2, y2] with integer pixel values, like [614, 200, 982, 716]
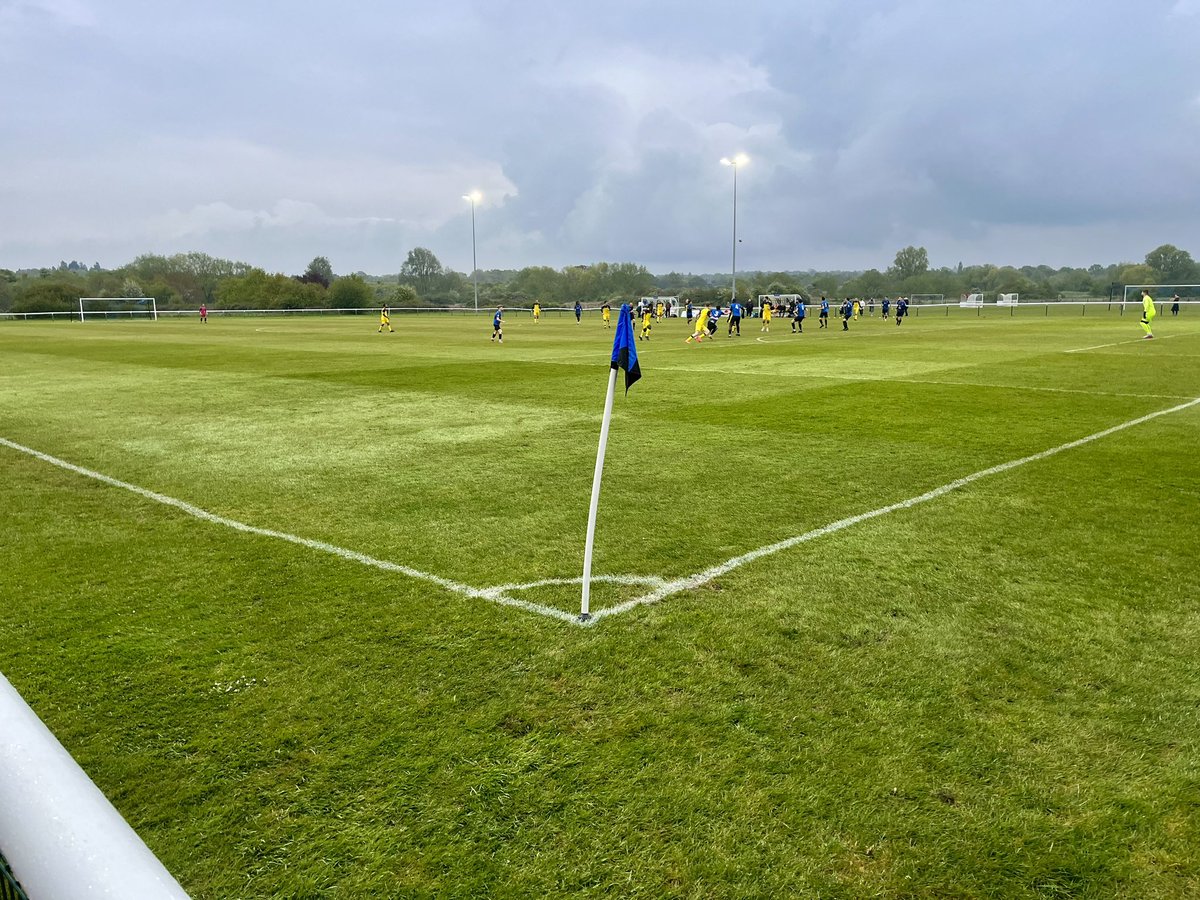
[2, 0, 1198, 276]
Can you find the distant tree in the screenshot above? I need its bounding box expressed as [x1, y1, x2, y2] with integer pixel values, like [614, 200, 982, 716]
[810, 273, 840, 296]
[390, 284, 419, 306]
[12, 281, 78, 313]
[328, 274, 374, 309]
[1144, 244, 1197, 284]
[890, 246, 930, 281]
[219, 270, 324, 309]
[300, 256, 334, 288]
[842, 268, 889, 298]
[1118, 263, 1156, 285]
[399, 247, 445, 298]
[512, 266, 560, 305]
[127, 252, 253, 306]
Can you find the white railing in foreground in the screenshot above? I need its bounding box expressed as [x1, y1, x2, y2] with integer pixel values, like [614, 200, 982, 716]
[0, 671, 191, 899]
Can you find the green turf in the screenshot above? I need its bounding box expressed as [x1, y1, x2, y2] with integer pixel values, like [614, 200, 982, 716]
[2, 307, 1199, 897]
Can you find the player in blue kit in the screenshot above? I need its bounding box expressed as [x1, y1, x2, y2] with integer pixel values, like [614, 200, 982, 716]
[491, 306, 504, 342]
[792, 298, 806, 333]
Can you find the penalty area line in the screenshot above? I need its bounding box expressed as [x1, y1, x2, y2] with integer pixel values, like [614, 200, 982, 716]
[0, 437, 578, 626]
[1064, 331, 1196, 353]
[588, 395, 1200, 624]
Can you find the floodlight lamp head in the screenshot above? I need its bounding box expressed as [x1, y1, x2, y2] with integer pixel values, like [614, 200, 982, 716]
[463, 191, 482, 203]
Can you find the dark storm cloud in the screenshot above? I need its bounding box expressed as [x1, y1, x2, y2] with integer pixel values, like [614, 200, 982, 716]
[1, 0, 1197, 273]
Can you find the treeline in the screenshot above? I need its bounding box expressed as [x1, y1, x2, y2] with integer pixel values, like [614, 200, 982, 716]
[2, 243, 1197, 315]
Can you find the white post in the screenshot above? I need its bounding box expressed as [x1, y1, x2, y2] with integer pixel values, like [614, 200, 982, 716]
[151, 297, 158, 321]
[79, 297, 85, 322]
[731, 162, 738, 303]
[580, 367, 619, 621]
[471, 199, 479, 312]
[0, 671, 192, 899]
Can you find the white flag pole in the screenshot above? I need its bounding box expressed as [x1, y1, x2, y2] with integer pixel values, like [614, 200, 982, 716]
[580, 366, 618, 622]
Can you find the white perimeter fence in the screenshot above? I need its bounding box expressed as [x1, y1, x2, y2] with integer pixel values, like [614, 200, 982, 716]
[1, 300, 1197, 322]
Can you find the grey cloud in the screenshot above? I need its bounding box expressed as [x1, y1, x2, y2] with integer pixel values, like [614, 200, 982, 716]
[2, 0, 1198, 273]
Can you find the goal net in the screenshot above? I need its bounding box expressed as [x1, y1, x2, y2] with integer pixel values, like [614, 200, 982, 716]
[78, 297, 158, 321]
[910, 293, 944, 305]
[959, 293, 985, 307]
[1121, 284, 1200, 313]
[757, 294, 802, 314]
[997, 293, 1019, 305]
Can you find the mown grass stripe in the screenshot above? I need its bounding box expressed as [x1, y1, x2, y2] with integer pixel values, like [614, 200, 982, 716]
[591, 396, 1200, 623]
[0, 437, 578, 625]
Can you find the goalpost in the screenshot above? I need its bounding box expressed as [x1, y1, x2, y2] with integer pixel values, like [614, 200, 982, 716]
[997, 293, 1019, 306]
[959, 292, 985, 307]
[78, 297, 158, 322]
[1121, 284, 1200, 315]
[758, 294, 802, 315]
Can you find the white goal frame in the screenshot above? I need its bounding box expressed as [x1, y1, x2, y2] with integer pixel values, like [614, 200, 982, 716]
[959, 292, 985, 307]
[997, 293, 1019, 306]
[78, 297, 158, 322]
[1121, 284, 1200, 312]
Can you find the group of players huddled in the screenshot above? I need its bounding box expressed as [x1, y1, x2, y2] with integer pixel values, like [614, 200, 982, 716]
[355, 295, 922, 344]
[679, 296, 911, 343]
[477, 295, 916, 344]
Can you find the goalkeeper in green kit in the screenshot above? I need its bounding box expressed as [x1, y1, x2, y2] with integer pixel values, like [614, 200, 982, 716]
[1140, 289, 1156, 339]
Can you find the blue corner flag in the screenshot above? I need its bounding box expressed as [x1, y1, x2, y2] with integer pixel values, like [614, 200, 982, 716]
[611, 303, 641, 394]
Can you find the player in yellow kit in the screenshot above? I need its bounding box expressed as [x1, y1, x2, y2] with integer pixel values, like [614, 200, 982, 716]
[532, 302, 541, 323]
[1140, 289, 1156, 339]
[760, 299, 772, 333]
[641, 308, 653, 340]
[377, 306, 394, 333]
[601, 302, 612, 328]
[686, 304, 711, 342]
[655, 300, 665, 322]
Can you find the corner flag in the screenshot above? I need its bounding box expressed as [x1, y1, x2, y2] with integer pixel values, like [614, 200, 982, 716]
[611, 303, 641, 393]
[580, 302, 641, 622]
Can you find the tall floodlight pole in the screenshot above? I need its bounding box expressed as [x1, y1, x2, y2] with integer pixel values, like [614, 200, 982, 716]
[719, 154, 748, 304]
[463, 191, 482, 311]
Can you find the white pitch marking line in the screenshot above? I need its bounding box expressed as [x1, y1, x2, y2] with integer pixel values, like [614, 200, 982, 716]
[482, 574, 666, 598]
[7, 395, 1200, 629]
[1064, 332, 1192, 353]
[586, 396, 1200, 624]
[819, 374, 1190, 402]
[0, 437, 579, 625]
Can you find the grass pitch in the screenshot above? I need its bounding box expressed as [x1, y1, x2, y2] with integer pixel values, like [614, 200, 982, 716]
[2, 307, 1199, 897]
